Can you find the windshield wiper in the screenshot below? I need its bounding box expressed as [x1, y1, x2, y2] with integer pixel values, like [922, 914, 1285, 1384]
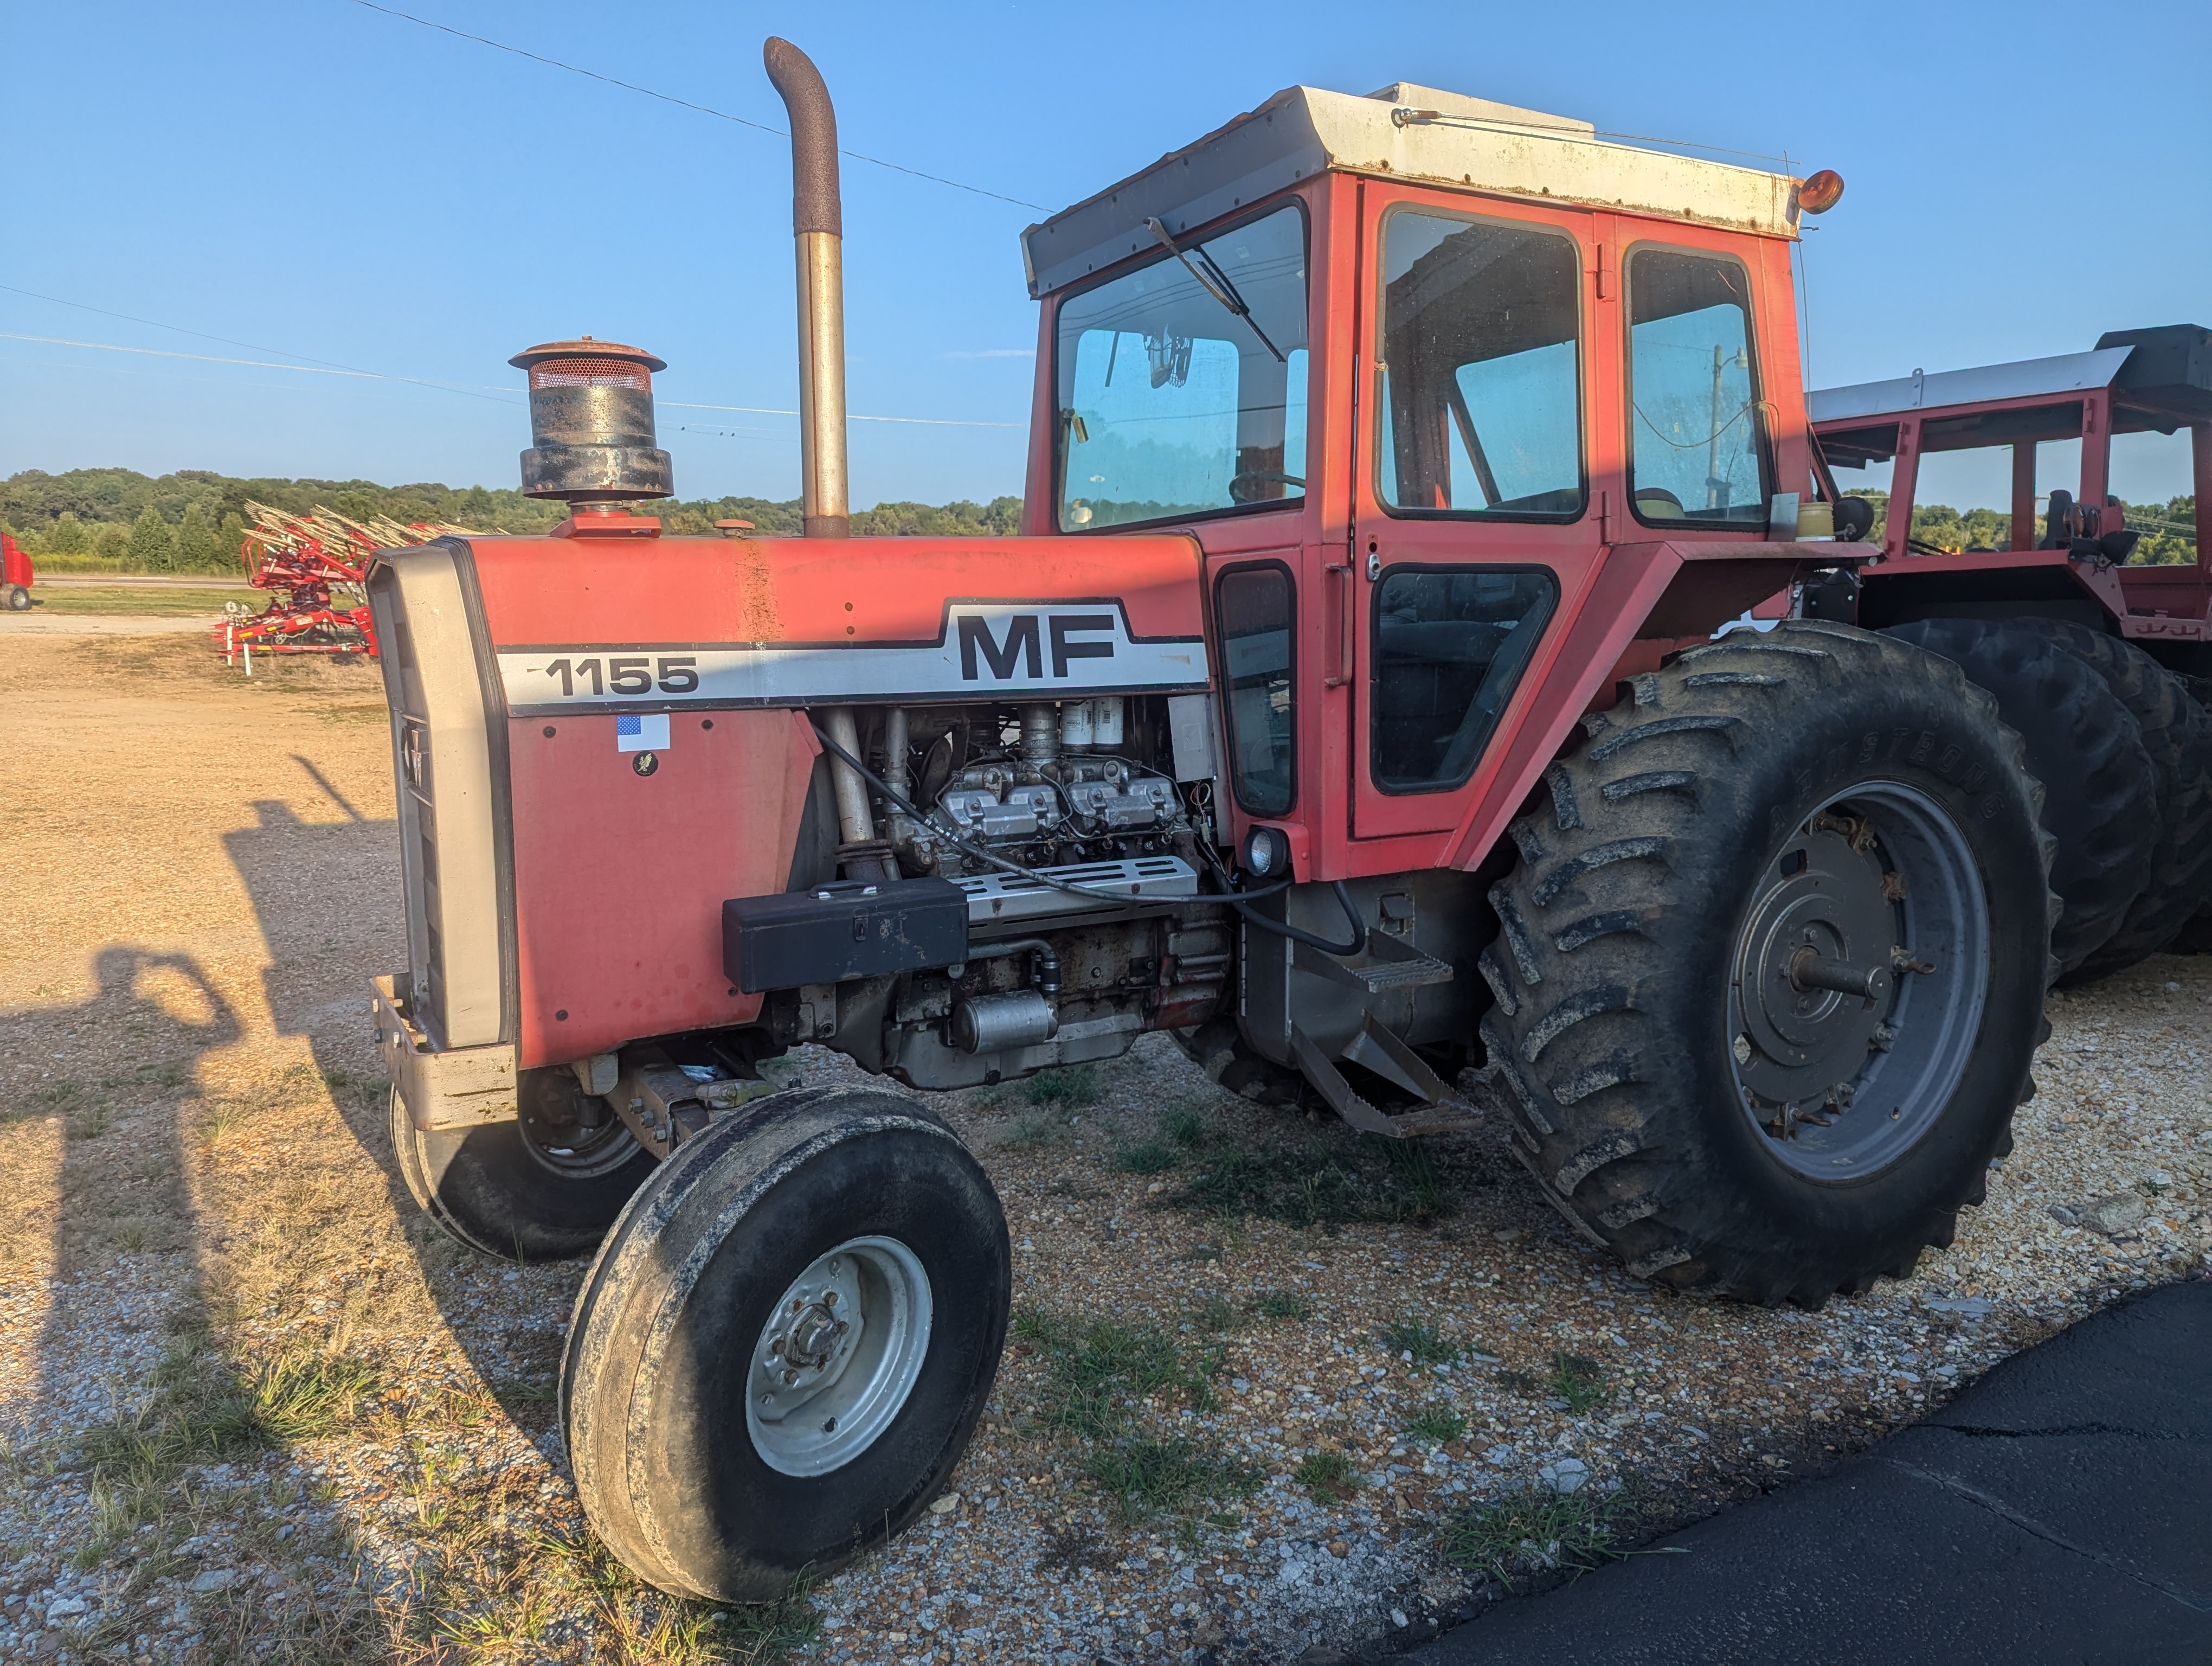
[1144, 217, 1286, 363]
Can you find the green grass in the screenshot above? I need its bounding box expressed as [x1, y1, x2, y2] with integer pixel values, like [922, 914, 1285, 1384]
[991, 1110, 1068, 1149]
[1293, 1450, 1362, 1504]
[1165, 1130, 1456, 1231]
[1013, 1309, 1210, 1439]
[1082, 1437, 1262, 1524]
[67, 1104, 113, 1140]
[77, 1340, 383, 1517]
[1159, 1104, 1207, 1146]
[1378, 1315, 1462, 1368]
[1442, 1485, 1632, 1588]
[1549, 1351, 1609, 1415]
[1191, 1295, 1244, 1334]
[1114, 1100, 1212, 1173]
[252, 1351, 383, 1441]
[33, 1080, 88, 1112]
[1404, 1404, 1468, 1445]
[1114, 1138, 1183, 1175]
[1023, 1063, 1099, 1108]
[25, 585, 251, 617]
[1251, 1290, 1314, 1322]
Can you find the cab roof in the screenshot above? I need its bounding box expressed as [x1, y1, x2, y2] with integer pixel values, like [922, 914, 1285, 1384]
[1021, 81, 1810, 299]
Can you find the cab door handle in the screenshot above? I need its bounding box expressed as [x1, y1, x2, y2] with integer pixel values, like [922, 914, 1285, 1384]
[1321, 562, 1354, 688]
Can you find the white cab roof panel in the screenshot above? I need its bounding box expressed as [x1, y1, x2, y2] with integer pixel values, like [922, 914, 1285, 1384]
[1023, 82, 1808, 298]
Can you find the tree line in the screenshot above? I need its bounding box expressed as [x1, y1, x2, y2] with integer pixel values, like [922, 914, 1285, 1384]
[1847, 489, 2198, 562]
[0, 467, 1025, 573]
[4, 466, 2192, 573]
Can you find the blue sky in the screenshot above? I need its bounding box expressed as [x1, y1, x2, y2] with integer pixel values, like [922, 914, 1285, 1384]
[3, 0, 2206, 508]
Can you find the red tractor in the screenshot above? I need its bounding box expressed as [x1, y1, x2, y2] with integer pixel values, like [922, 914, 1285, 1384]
[1811, 329, 2212, 981]
[367, 43, 2112, 1598]
[2, 530, 33, 611]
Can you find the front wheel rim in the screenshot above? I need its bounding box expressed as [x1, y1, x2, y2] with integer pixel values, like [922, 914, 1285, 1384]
[1726, 780, 1991, 1181]
[745, 1236, 934, 1477]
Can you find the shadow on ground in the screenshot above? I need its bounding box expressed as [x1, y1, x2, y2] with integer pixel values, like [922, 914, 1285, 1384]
[221, 785, 563, 1440]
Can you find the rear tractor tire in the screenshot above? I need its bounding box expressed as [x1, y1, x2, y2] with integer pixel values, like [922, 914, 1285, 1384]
[390, 1068, 653, 1263]
[1479, 621, 2054, 1306]
[1883, 617, 2157, 977]
[562, 1085, 1011, 1601]
[4, 585, 29, 612]
[2022, 619, 2212, 984]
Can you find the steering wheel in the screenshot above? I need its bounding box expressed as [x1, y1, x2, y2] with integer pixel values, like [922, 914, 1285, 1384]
[1228, 470, 1306, 504]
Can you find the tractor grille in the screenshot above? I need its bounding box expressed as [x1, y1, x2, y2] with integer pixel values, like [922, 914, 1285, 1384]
[366, 545, 512, 1051]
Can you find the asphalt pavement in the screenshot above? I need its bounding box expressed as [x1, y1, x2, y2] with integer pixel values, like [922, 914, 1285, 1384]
[1407, 1277, 2212, 1666]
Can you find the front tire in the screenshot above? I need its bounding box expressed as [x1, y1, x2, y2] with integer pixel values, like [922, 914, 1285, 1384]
[4, 585, 29, 611]
[389, 1069, 652, 1263]
[1478, 622, 2053, 1306]
[562, 1086, 1011, 1600]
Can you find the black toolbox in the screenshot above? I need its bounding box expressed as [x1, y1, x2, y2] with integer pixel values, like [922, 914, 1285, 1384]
[723, 877, 967, 992]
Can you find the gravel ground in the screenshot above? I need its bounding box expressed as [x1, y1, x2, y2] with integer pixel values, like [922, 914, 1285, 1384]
[1, 631, 2206, 1665]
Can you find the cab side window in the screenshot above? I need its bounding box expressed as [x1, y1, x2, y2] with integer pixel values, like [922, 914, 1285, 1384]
[1626, 248, 1770, 527]
[1215, 563, 1296, 815]
[1377, 212, 1584, 518]
[1371, 567, 1556, 792]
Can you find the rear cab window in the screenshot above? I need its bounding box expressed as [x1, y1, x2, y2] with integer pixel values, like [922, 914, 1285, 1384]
[1626, 247, 1771, 528]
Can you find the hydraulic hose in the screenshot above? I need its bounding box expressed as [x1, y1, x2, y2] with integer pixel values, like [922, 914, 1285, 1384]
[961, 937, 1062, 995]
[1192, 841, 1366, 956]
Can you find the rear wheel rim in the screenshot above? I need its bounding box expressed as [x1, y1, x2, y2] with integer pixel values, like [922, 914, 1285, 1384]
[745, 1235, 934, 1477]
[1727, 780, 1990, 1181]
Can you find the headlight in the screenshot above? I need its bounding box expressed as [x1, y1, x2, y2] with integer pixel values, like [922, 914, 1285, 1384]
[1240, 825, 1292, 880]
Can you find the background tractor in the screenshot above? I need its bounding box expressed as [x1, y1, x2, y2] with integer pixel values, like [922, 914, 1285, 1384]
[1809, 331, 2212, 982]
[364, 42, 2113, 1599]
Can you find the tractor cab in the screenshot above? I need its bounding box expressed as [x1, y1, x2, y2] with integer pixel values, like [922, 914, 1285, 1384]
[1017, 82, 1842, 873]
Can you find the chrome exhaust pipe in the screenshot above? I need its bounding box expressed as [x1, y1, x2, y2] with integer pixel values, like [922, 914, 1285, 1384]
[763, 37, 850, 540]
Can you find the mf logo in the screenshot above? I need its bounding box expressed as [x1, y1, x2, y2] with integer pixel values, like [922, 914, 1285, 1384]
[956, 611, 1118, 681]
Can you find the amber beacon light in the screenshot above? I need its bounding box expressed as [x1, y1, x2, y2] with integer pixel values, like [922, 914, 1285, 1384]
[1798, 169, 1846, 215]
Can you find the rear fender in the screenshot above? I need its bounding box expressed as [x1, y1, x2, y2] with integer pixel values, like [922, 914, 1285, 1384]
[1442, 541, 1827, 870]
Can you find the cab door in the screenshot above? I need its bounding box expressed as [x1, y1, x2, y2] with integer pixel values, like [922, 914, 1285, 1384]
[1347, 189, 1616, 845]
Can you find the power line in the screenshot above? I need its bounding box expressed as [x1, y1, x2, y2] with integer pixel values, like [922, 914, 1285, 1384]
[0, 281, 516, 403]
[9, 330, 1025, 428]
[665, 400, 1022, 430]
[0, 332, 520, 402]
[343, 1, 1050, 213]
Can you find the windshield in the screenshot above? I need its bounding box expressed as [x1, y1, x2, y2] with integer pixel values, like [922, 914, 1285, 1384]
[1053, 203, 1309, 531]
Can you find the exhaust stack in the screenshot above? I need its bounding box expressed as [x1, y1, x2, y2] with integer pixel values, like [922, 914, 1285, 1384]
[764, 37, 850, 539]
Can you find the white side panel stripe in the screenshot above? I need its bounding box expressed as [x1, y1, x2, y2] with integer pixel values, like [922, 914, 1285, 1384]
[498, 603, 1210, 713]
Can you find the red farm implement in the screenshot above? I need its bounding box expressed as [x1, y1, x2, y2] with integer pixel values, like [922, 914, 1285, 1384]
[218, 502, 483, 663]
